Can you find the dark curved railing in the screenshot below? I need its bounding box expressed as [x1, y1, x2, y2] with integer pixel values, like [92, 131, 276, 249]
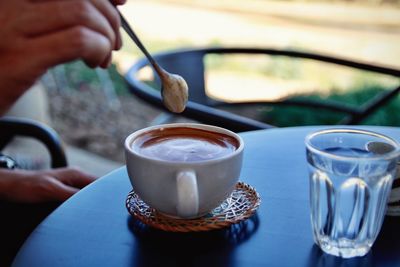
[125, 47, 400, 132]
[0, 117, 67, 168]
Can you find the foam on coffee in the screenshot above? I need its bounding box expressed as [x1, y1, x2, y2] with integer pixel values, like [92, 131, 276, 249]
[132, 127, 239, 162]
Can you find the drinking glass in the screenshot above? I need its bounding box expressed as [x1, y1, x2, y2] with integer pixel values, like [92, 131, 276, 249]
[305, 128, 400, 258]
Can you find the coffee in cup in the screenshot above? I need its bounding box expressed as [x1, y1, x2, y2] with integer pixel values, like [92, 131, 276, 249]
[125, 123, 244, 219]
[131, 126, 239, 162]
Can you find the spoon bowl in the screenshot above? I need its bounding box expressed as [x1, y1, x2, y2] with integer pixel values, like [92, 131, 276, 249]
[160, 71, 188, 113]
[118, 11, 189, 113]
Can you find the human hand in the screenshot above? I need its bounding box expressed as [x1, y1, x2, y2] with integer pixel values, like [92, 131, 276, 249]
[0, 167, 97, 203]
[0, 0, 126, 114]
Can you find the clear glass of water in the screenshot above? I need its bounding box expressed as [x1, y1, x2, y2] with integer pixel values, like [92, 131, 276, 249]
[305, 128, 400, 258]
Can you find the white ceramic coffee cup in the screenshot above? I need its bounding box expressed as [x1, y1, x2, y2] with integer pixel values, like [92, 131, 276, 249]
[124, 123, 244, 219]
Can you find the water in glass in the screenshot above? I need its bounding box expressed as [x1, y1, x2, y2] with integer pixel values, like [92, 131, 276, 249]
[306, 129, 400, 258]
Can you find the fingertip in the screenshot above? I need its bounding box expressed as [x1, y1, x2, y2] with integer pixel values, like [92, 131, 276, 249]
[51, 181, 79, 202]
[84, 60, 98, 68]
[85, 172, 98, 182]
[116, 32, 123, 50]
[100, 53, 112, 68]
[60, 187, 79, 201]
[110, 0, 127, 6]
[115, 0, 127, 5]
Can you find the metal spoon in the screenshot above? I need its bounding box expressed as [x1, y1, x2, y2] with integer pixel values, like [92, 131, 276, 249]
[118, 11, 188, 113]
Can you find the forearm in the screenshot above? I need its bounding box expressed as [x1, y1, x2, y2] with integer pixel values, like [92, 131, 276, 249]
[0, 85, 29, 116]
[0, 58, 43, 116]
[0, 169, 18, 200]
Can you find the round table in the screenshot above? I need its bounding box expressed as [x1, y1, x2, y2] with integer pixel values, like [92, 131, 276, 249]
[12, 126, 400, 267]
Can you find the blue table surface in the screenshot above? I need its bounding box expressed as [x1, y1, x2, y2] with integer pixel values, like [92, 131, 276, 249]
[12, 126, 400, 267]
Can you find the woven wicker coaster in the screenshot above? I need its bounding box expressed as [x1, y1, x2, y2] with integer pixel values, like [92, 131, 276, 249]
[125, 182, 261, 232]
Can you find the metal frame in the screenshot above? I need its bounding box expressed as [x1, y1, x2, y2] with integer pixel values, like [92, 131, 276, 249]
[0, 117, 67, 168]
[125, 47, 400, 132]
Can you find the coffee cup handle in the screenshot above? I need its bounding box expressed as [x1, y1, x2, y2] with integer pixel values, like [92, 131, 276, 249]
[176, 170, 199, 218]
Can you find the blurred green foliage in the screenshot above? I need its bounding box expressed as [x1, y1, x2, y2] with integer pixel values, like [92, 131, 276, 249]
[63, 61, 129, 95]
[205, 54, 400, 127]
[262, 83, 400, 127]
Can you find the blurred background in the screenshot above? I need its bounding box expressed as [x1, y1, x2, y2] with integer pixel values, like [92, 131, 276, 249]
[6, 0, 400, 176]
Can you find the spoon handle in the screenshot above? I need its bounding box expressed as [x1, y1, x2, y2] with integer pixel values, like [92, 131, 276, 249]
[118, 10, 163, 75]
